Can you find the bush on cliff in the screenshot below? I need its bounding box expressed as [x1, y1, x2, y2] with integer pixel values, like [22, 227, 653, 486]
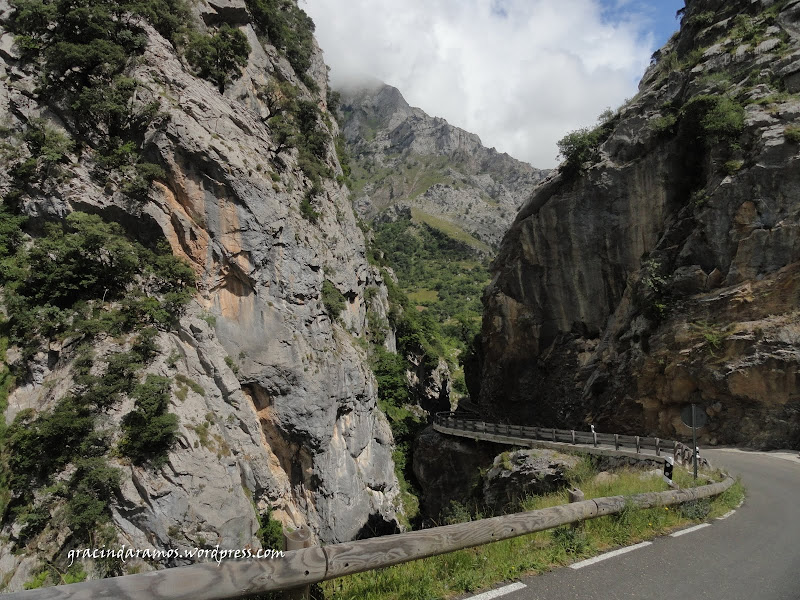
[186, 24, 251, 93]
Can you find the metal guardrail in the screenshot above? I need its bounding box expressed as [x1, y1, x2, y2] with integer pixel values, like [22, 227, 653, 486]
[433, 412, 700, 465]
[4, 476, 734, 600]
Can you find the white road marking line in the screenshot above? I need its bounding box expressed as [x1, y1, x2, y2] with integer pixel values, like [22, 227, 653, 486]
[467, 582, 527, 599]
[670, 523, 711, 537]
[717, 510, 736, 520]
[569, 541, 652, 569]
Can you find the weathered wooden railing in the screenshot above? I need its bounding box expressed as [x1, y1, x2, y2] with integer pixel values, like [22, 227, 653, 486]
[433, 412, 701, 465]
[5, 475, 733, 600]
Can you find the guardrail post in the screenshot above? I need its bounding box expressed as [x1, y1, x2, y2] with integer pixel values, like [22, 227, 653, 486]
[635, 436, 640, 453]
[284, 526, 313, 600]
[614, 434, 619, 451]
[655, 438, 661, 456]
[571, 430, 576, 444]
[592, 431, 598, 447]
[533, 427, 540, 439]
[552, 428, 556, 442]
[568, 488, 585, 530]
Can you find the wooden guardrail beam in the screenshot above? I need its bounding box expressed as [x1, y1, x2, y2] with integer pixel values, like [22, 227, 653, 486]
[6, 476, 735, 600]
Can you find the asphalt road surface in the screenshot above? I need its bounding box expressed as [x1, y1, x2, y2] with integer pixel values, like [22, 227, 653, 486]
[466, 448, 800, 600]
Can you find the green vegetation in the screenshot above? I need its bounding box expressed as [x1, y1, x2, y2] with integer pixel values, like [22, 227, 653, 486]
[245, 0, 317, 89]
[0, 209, 192, 545]
[186, 24, 251, 93]
[323, 465, 744, 600]
[175, 374, 205, 396]
[6, 0, 193, 198]
[723, 159, 744, 175]
[556, 110, 618, 176]
[784, 125, 800, 143]
[256, 507, 284, 550]
[321, 279, 346, 319]
[638, 257, 669, 323]
[0, 326, 174, 545]
[265, 86, 333, 208]
[410, 208, 491, 254]
[119, 375, 179, 466]
[360, 215, 492, 523]
[0, 211, 195, 359]
[690, 321, 731, 354]
[686, 11, 715, 28]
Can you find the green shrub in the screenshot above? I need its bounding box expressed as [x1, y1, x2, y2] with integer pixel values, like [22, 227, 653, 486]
[300, 194, 320, 223]
[321, 279, 346, 318]
[722, 159, 744, 175]
[649, 113, 677, 136]
[121, 162, 167, 200]
[119, 375, 179, 466]
[372, 346, 410, 407]
[784, 125, 800, 143]
[23, 570, 49, 590]
[699, 96, 745, 139]
[186, 24, 251, 93]
[175, 374, 205, 396]
[556, 126, 604, 174]
[687, 11, 715, 28]
[65, 458, 121, 535]
[257, 507, 284, 550]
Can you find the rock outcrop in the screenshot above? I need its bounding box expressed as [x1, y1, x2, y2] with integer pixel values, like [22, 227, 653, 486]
[0, 0, 400, 589]
[338, 82, 549, 250]
[477, 0, 800, 450]
[482, 449, 578, 511]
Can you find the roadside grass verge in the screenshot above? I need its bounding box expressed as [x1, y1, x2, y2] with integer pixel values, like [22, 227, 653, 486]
[322, 465, 745, 600]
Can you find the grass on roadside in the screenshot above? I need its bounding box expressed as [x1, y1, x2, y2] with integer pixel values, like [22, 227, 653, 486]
[322, 464, 745, 600]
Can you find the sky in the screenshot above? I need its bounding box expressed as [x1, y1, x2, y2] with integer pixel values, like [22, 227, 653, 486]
[302, 0, 685, 168]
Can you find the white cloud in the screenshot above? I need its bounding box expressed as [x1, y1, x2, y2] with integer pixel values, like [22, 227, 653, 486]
[301, 0, 665, 168]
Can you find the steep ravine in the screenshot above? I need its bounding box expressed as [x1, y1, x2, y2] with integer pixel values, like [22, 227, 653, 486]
[476, 0, 800, 450]
[0, 0, 401, 590]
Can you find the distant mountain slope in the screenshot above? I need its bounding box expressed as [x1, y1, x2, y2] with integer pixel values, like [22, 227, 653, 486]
[337, 83, 549, 250]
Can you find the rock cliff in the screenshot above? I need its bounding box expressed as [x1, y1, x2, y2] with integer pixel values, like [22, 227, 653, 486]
[338, 82, 549, 250]
[0, 0, 400, 589]
[477, 0, 800, 450]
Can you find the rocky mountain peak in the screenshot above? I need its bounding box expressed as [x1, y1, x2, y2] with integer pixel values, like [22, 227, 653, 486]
[338, 82, 549, 249]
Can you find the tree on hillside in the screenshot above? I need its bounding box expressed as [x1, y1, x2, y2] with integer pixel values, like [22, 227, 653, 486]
[186, 24, 251, 93]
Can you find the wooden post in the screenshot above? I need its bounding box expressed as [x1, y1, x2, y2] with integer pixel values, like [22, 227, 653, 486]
[635, 436, 641, 453]
[284, 526, 313, 600]
[569, 488, 585, 530]
[614, 434, 619, 451]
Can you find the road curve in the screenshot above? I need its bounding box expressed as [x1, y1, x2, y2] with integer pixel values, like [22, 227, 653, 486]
[469, 448, 800, 600]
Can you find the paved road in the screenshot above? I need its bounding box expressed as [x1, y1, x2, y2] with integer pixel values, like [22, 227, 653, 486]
[468, 448, 800, 600]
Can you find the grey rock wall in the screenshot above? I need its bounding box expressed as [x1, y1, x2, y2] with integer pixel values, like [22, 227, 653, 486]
[0, 0, 401, 589]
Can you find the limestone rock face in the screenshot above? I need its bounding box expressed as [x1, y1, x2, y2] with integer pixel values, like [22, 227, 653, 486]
[412, 427, 502, 518]
[338, 83, 549, 249]
[477, 0, 800, 449]
[0, 0, 400, 589]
